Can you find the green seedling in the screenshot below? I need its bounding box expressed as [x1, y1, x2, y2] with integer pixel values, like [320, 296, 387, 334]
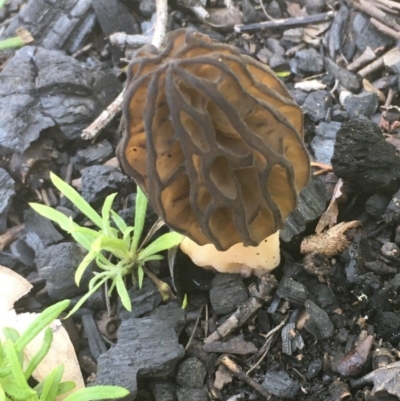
[0, 300, 129, 400]
[30, 172, 184, 317]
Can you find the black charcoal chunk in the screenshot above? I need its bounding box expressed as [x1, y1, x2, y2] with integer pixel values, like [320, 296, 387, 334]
[117, 278, 163, 320]
[150, 381, 177, 401]
[176, 387, 209, 401]
[303, 299, 334, 339]
[332, 117, 400, 193]
[81, 165, 132, 204]
[92, 0, 139, 61]
[277, 278, 308, 306]
[35, 243, 93, 300]
[311, 121, 341, 164]
[353, 13, 394, 52]
[176, 357, 207, 388]
[306, 359, 323, 380]
[96, 305, 185, 398]
[267, 0, 282, 18]
[289, 89, 308, 107]
[385, 189, 400, 225]
[209, 274, 248, 315]
[281, 176, 328, 242]
[291, 48, 324, 75]
[306, 283, 338, 312]
[0, 46, 121, 154]
[24, 209, 64, 253]
[325, 58, 360, 92]
[203, 335, 258, 355]
[305, 0, 325, 14]
[328, 5, 349, 59]
[81, 313, 107, 360]
[2, 0, 95, 53]
[75, 140, 113, 167]
[366, 194, 390, 219]
[374, 312, 400, 344]
[302, 90, 333, 122]
[343, 92, 379, 119]
[262, 371, 300, 399]
[0, 168, 15, 233]
[382, 242, 400, 259]
[10, 238, 35, 267]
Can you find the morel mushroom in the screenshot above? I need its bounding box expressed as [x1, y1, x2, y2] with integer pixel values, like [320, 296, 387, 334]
[118, 28, 310, 253]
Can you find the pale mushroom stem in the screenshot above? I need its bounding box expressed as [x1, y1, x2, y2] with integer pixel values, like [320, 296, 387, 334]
[179, 231, 281, 277]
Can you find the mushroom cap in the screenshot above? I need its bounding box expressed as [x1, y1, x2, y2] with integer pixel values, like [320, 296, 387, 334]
[118, 28, 310, 251]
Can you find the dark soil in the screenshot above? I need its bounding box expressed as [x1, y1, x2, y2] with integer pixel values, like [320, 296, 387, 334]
[2, 0, 400, 400]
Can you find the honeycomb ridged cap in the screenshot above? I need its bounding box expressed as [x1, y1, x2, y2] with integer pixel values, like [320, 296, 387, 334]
[118, 28, 310, 251]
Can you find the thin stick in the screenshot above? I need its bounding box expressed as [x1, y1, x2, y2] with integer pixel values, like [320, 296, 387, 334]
[220, 356, 271, 399]
[358, 52, 386, 77]
[81, 0, 168, 141]
[185, 304, 205, 351]
[204, 275, 277, 344]
[235, 11, 334, 33]
[152, 0, 169, 49]
[370, 17, 400, 40]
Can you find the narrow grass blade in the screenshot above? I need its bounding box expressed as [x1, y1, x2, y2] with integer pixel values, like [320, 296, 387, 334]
[115, 275, 132, 311]
[130, 186, 148, 255]
[139, 232, 183, 261]
[15, 300, 70, 352]
[63, 386, 129, 401]
[49, 172, 103, 229]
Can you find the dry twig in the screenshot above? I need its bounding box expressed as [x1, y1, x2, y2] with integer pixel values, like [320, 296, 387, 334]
[204, 275, 277, 344]
[220, 356, 271, 399]
[235, 10, 334, 33]
[0, 224, 25, 252]
[81, 0, 169, 141]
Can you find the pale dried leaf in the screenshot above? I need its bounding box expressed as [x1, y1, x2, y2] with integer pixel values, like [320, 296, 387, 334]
[214, 364, 233, 390]
[0, 264, 32, 310]
[0, 265, 85, 400]
[315, 179, 344, 234]
[285, 1, 307, 17]
[206, 6, 242, 28]
[294, 80, 327, 92]
[363, 78, 386, 102]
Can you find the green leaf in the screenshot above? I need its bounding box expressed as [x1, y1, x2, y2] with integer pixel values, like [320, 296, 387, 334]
[49, 172, 103, 229]
[24, 328, 53, 379]
[1, 377, 35, 401]
[63, 386, 129, 401]
[115, 275, 132, 311]
[0, 36, 26, 51]
[98, 237, 130, 260]
[130, 186, 148, 255]
[122, 227, 134, 249]
[138, 232, 183, 262]
[56, 382, 76, 396]
[65, 277, 107, 318]
[38, 365, 64, 401]
[137, 264, 144, 289]
[15, 300, 70, 352]
[75, 244, 99, 286]
[0, 367, 12, 378]
[275, 70, 291, 78]
[69, 225, 102, 250]
[3, 328, 20, 343]
[29, 203, 72, 232]
[101, 193, 117, 236]
[3, 340, 35, 398]
[0, 386, 5, 401]
[181, 293, 189, 309]
[111, 210, 128, 233]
